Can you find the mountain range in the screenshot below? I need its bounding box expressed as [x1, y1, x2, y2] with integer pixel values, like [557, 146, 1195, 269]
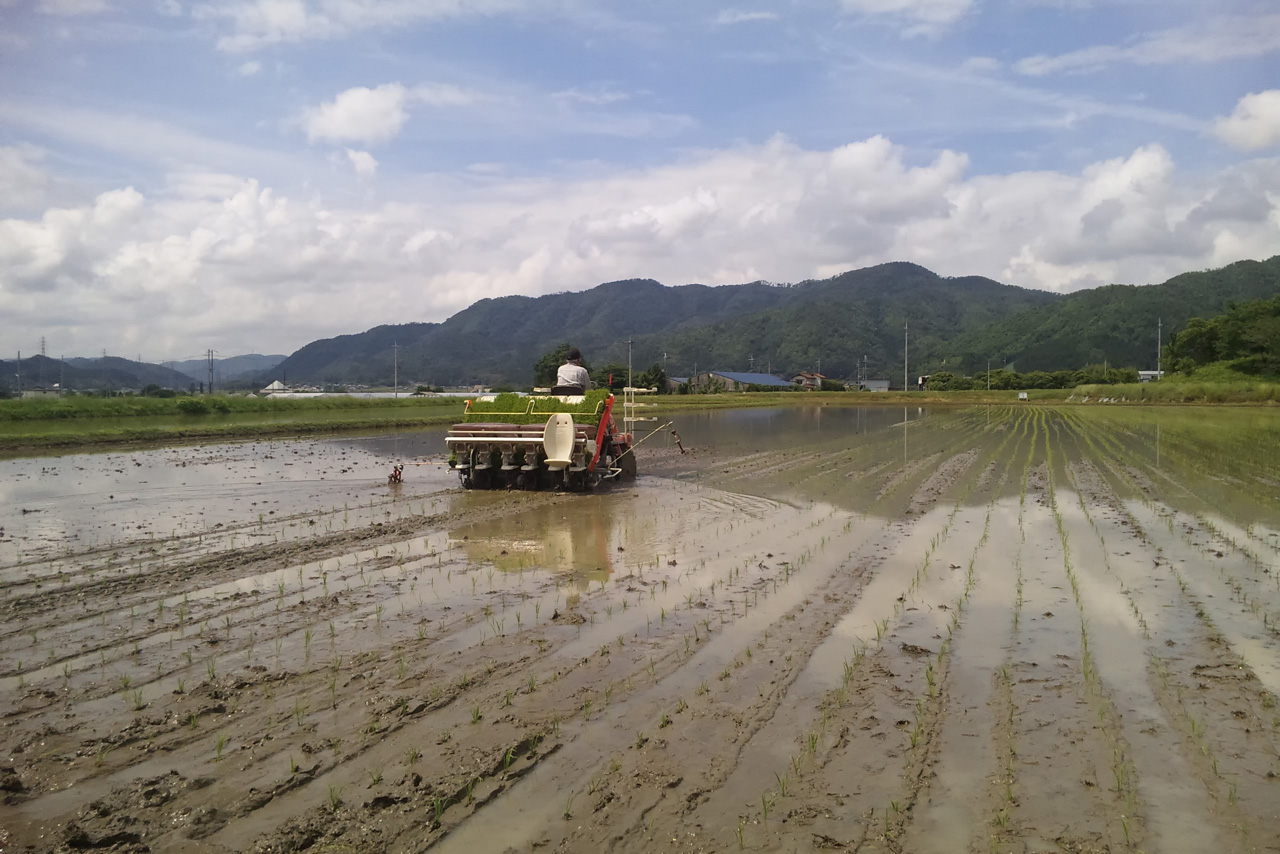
[8, 256, 1279, 393]
[2, 353, 284, 394]
[270, 256, 1280, 386]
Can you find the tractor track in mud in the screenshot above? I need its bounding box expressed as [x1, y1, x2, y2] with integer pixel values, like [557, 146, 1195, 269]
[3, 406, 1280, 853]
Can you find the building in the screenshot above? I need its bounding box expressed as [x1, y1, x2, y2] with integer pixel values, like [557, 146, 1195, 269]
[1138, 371, 1165, 382]
[791, 371, 826, 390]
[858, 379, 890, 392]
[21, 387, 60, 399]
[690, 371, 795, 392]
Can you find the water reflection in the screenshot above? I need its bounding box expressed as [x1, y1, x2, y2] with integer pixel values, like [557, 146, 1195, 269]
[448, 493, 622, 584]
[659, 405, 928, 456]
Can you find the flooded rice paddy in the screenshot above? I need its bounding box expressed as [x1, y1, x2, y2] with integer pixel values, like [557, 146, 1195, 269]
[2, 405, 1279, 853]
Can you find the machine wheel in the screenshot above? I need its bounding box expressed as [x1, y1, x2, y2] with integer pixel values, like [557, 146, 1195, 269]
[618, 449, 637, 479]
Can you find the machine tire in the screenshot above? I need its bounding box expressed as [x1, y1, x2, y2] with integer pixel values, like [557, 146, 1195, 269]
[618, 449, 637, 479]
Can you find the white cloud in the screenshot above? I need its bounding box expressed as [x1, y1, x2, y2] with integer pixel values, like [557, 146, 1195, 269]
[2, 136, 1276, 358]
[839, 0, 973, 35]
[196, 0, 530, 52]
[552, 85, 633, 106]
[0, 145, 51, 211]
[1016, 14, 1280, 75]
[157, 0, 182, 16]
[346, 149, 377, 178]
[714, 9, 778, 25]
[412, 82, 480, 107]
[237, 59, 262, 76]
[36, 0, 109, 15]
[301, 82, 478, 145]
[959, 56, 999, 73]
[1214, 90, 1280, 151]
[304, 83, 409, 144]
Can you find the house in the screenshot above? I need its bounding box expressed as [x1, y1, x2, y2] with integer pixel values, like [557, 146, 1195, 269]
[260, 380, 288, 394]
[858, 380, 890, 392]
[1138, 371, 1164, 382]
[21, 387, 60, 399]
[666, 376, 689, 393]
[792, 371, 825, 390]
[691, 371, 795, 392]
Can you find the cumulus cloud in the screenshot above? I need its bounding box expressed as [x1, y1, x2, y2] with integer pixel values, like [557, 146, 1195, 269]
[346, 149, 377, 178]
[302, 82, 478, 145]
[236, 59, 262, 76]
[1214, 90, 1280, 151]
[2, 135, 1277, 357]
[304, 83, 409, 144]
[1015, 14, 1280, 75]
[839, 0, 973, 35]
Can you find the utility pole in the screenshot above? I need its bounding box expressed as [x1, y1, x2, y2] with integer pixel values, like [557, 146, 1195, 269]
[16, 350, 20, 395]
[748, 354, 754, 372]
[393, 342, 399, 397]
[987, 357, 991, 392]
[904, 320, 909, 392]
[207, 349, 214, 395]
[1157, 317, 1162, 380]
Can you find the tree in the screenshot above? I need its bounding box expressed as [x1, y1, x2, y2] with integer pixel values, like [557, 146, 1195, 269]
[635, 363, 668, 393]
[591, 363, 628, 391]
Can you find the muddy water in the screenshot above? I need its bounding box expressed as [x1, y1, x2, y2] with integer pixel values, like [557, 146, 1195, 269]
[2, 405, 1279, 854]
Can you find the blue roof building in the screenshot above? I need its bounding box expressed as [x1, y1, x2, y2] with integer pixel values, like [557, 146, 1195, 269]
[693, 371, 796, 391]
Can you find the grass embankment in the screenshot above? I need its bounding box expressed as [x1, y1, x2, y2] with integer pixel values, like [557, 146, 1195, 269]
[0, 395, 465, 454]
[1074, 378, 1280, 404]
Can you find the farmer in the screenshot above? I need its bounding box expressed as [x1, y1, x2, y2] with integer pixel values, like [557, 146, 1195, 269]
[554, 347, 591, 393]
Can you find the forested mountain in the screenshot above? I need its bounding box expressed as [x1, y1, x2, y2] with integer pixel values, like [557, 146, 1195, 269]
[263, 256, 1280, 387]
[935, 257, 1280, 374]
[268, 265, 1056, 386]
[620, 263, 1059, 381]
[1167, 294, 1280, 375]
[270, 279, 799, 386]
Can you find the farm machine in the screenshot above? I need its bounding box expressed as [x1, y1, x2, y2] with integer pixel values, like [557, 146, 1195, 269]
[446, 388, 656, 491]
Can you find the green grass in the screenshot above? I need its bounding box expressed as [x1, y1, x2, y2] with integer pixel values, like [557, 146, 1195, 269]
[0, 394, 463, 453]
[1075, 377, 1280, 404]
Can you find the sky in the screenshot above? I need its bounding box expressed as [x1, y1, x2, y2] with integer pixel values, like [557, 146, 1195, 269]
[1, 0, 1278, 361]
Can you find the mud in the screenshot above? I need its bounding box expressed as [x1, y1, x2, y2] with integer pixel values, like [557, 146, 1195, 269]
[2, 406, 1279, 853]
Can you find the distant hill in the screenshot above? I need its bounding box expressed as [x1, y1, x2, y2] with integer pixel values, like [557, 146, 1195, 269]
[0, 353, 287, 394]
[263, 256, 1280, 388]
[167, 354, 286, 385]
[2, 355, 198, 393]
[268, 266, 1056, 386]
[935, 256, 1280, 374]
[621, 263, 1060, 382]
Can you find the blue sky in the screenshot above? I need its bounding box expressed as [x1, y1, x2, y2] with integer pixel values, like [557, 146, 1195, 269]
[1, 0, 1278, 360]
